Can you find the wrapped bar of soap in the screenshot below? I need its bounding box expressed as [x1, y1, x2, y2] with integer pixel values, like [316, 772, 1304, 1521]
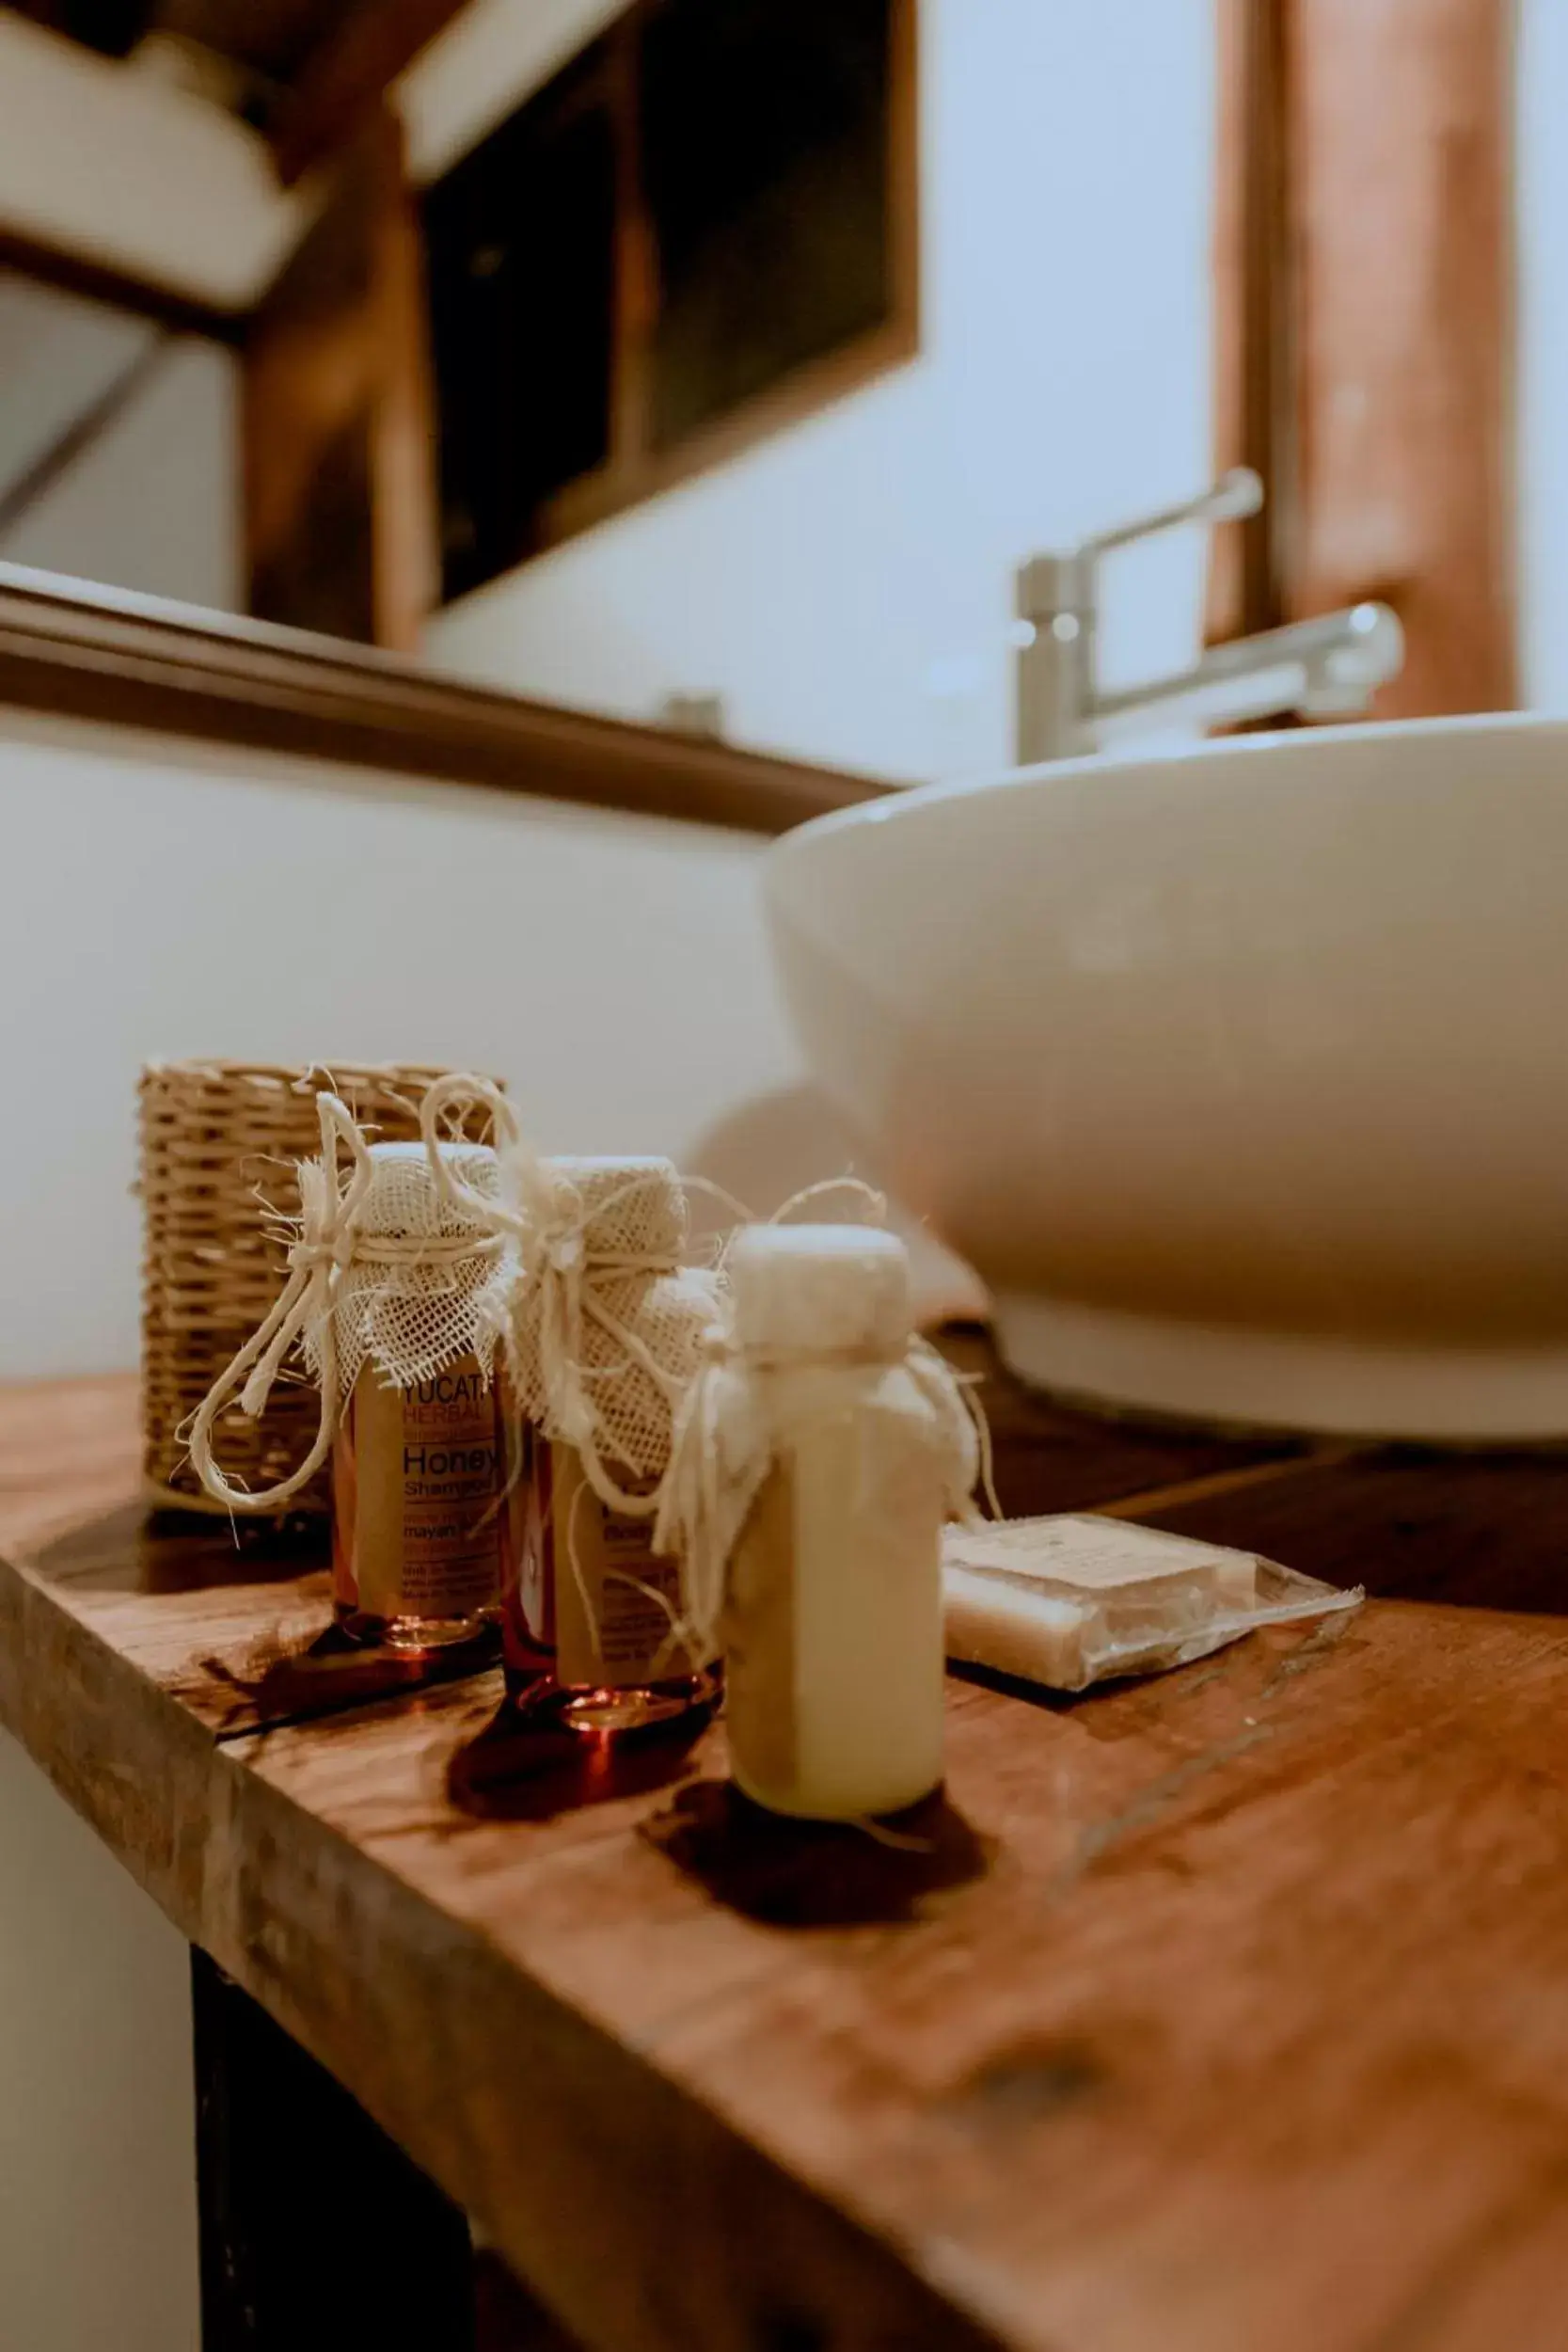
[944, 1514, 1360, 1692]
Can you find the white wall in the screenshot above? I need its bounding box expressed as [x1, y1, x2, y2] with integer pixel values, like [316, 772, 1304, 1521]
[0, 709, 801, 1377]
[0, 337, 241, 612]
[0, 1730, 198, 2351]
[404, 0, 1217, 783]
[0, 277, 150, 501]
[1518, 0, 1568, 712]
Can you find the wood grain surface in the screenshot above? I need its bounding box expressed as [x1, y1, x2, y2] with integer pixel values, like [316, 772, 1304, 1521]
[6, 1359, 1568, 2351]
[0, 1373, 493, 1741]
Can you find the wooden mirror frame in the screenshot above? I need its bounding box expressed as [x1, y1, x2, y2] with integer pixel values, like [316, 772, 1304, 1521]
[1209, 0, 1516, 721]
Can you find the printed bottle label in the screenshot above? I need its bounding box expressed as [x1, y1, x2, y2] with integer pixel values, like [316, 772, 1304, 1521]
[515, 1439, 692, 1686]
[333, 1356, 504, 1624]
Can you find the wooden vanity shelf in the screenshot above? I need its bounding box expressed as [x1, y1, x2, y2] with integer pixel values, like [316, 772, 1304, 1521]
[0, 562, 891, 836]
[5, 1337, 1568, 2351]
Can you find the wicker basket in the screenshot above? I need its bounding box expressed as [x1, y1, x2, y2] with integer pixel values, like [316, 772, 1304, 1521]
[139, 1060, 499, 1516]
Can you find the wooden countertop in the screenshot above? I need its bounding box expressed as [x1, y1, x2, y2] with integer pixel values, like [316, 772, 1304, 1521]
[6, 1343, 1568, 2352]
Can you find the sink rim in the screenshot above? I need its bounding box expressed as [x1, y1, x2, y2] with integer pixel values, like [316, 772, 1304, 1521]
[768, 707, 1568, 870]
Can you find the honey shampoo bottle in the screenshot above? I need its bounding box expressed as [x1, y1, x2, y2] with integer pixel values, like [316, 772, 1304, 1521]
[190, 1097, 515, 1653]
[329, 1141, 515, 1649]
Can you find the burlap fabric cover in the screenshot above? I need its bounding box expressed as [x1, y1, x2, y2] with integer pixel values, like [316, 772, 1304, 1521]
[139, 1059, 498, 1515]
[309, 1141, 511, 1402]
[500, 1155, 721, 1507]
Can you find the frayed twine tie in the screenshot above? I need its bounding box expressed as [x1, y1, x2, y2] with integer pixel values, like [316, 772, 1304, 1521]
[187, 1090, 367, 1513]
[653, 1319, 994, 1668]
[420, 1075, 690, 1520]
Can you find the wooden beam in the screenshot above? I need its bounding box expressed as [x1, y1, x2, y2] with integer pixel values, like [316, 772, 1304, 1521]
[368, 107, 441, 654]
[1207, 0, 1293, 643]
[1290, 0, 1516, 718]
[245, 109, 438, 652]
[243, 109, 404, 647]
[268, 0, 475, 188]
[0, 561, 891, 834]
[1208, 0, 1516, 716]
[0, 223, 245, 344]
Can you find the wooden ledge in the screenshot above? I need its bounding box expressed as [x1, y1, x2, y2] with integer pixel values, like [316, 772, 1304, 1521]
[8, 1359, 1568, 2349]
[0, 564, 895, 836]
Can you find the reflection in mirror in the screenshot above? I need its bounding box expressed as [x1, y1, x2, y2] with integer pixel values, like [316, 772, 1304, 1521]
[0, 0, 1540, 784]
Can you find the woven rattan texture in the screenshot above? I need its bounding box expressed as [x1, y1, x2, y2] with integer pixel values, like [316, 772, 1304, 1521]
[139, 1061, 498, 1516]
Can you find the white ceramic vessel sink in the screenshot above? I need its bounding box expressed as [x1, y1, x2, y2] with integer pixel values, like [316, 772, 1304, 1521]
[766, 714, 1568, 1441]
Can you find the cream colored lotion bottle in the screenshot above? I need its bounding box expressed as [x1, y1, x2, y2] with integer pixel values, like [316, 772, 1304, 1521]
[721, 1227, 949, 1820]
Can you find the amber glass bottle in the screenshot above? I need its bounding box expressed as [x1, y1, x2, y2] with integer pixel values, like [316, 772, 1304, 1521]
[327, 1141, 513, 1651]
[499, 1156, 718, 1731]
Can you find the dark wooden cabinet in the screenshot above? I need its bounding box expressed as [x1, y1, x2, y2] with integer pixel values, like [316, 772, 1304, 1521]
[421, 0, 917, 600]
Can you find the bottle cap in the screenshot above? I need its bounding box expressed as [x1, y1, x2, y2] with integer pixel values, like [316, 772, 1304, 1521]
[727, 1223, 912, 1358]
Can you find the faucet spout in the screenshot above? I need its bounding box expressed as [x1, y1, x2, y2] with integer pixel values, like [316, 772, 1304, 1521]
[1091, 603, 1405, 743]
[1013, 475, 1405, 764]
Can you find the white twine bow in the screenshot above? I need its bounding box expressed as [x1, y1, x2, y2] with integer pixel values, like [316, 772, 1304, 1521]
[652, 1314, 993, 1667]
[187, 1090, 499, 1515]
[187, 1091, 372, 1512]
[420, 1075, 691, 1519]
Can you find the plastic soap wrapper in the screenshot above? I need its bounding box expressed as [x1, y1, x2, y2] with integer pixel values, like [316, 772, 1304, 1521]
[943, 1513, 1361, 1692]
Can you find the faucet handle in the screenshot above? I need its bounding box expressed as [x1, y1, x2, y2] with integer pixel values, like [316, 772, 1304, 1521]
[1017, 469, 1265, 627]
[1081, 467, 1264, 562]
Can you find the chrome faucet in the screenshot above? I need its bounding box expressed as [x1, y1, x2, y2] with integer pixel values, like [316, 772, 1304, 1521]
[1013, 468, 1404, 765]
